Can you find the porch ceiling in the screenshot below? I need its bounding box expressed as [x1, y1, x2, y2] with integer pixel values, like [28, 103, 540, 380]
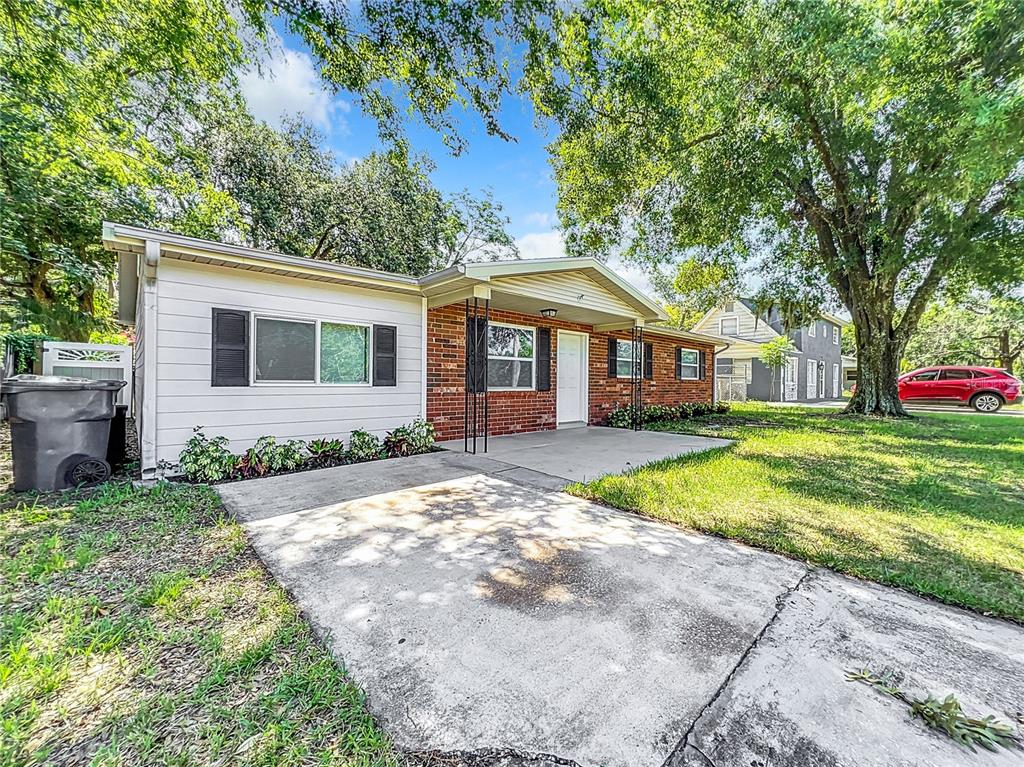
[486, 287, 642, 327]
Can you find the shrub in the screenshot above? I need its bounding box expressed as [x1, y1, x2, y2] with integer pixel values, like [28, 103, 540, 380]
[384, 419, 435, 458]
[236, 436, 306, 479]
[347, 430, 386, 462]
[177, 428, 238, 482]
[306, 438, 346, 467]
[605, 401, 728, 428]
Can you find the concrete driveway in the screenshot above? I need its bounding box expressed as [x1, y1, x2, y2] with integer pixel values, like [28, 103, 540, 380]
[219, 452, 1024, 767]
[438, 426, 732, 484]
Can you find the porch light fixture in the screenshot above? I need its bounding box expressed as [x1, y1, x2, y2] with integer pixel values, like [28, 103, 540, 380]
[540, 308, 558, 318]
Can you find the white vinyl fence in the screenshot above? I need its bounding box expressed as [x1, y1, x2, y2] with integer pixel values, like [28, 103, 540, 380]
[41, 342, 133, 409]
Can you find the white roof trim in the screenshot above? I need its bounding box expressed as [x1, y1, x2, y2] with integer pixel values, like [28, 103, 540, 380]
[104, 222, 668, 321]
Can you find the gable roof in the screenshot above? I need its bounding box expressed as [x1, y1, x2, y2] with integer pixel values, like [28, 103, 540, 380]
[103, 222, 668, 324]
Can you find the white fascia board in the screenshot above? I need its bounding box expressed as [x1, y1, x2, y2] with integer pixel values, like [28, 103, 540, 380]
[102, 222, 421, 291]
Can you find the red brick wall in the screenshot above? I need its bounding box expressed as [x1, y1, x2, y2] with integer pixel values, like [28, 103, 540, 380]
[426, 304, 714, 441]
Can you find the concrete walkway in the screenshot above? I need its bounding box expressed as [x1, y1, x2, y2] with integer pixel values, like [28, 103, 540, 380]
[438, 426, 731, 483]
[219, 452, 1024, 767]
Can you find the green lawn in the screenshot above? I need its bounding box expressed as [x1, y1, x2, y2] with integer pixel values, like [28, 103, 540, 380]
[0, 445, 397, 766]
[574, 403, 1024, 623]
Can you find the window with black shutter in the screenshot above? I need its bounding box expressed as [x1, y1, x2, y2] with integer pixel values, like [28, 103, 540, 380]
[211, 308, 249, 386]
[643, 342, 653, 379]
[372, 325, 397, 386]
[607, 338, 617, 377]
[536, 328, 552, 391]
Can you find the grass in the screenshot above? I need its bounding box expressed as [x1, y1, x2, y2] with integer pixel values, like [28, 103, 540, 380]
[572, 402, 1024, 623]
[0, 427, 399, 767]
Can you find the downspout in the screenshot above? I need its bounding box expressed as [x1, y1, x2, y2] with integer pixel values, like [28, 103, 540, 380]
[140, 239, 160, 479]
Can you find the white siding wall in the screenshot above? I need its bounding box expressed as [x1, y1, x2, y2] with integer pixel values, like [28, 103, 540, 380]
[694, 305, 778, 342]
[153, 259, 424, 468]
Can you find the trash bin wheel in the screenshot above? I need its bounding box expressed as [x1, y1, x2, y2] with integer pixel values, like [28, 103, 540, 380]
[67, 457, 111, 486]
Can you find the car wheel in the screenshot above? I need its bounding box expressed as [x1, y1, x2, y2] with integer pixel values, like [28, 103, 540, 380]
[970, 392, 1004, 413]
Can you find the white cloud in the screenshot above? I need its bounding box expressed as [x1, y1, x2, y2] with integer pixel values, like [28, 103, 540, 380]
[515, 230, 566, 260]
[523, 211, 557, 229]
[239, 36, 349, 133]
[514, 230, 658, 298]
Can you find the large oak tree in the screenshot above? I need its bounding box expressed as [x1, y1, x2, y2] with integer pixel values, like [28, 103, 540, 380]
[524, 0, 1024, 414]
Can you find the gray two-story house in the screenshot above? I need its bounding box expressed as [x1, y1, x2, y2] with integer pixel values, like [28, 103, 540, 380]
[692, 299, 848, 402]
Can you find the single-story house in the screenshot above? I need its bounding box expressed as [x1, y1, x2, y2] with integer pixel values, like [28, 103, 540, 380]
[103, 222, 729, 479]
[692, 299, 849, 402]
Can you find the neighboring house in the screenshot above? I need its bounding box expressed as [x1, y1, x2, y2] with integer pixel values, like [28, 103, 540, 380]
[691, 299, 847, 403]
[104, 223, 728, 479]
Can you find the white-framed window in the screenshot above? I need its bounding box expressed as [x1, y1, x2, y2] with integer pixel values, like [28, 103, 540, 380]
[678, 348, 700, 380]
[832, 325, 839, 345]
[487, 322, 535, 389]
[719, 316, 739, 336]
[807, 322, 816, 338]
[723, 301, 735, 313]
[253, 314, 370, 385]
[614, 338, 643, 378]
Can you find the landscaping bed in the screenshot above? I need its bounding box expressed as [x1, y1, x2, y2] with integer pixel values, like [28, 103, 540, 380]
[573, 402, 1024, 623]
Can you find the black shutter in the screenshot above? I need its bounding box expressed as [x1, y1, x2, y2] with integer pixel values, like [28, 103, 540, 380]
[211, 308, 249, 387]
[607, 338, 617, 377]
[643, 342, 653, 379]
[466, 316, 487, 392]
[698, 350, 707, 380]
[675, 348, 683, 380]
[372, 325, 397, 386]
[536, 328, 552, 391]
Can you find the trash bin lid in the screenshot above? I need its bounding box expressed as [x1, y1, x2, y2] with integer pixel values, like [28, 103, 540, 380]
[0, 374, 126, 394]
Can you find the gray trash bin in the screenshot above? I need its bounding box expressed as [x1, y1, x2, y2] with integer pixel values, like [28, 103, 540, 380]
[1, 374, 126, 492]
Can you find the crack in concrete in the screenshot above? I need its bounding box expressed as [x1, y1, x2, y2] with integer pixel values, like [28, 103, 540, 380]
[406, 746, 584, 767]
[660, 568, 815, 767]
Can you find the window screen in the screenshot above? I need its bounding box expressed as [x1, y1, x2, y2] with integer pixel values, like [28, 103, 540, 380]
[254, 318, 315, 382]
[320, 323, 369, 384]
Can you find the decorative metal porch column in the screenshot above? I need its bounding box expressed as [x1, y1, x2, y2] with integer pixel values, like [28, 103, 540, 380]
[463, 297, 490, 453]
[630, 324, 644, 431]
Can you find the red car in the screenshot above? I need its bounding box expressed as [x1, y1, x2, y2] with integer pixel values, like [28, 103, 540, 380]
[898, 366, 1022, 412]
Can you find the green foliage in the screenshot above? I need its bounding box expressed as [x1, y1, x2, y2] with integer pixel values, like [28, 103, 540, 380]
[236, 437, 306, 479]
[607, 401, 727, 428]
[656, 255, 742, 330]
[346, 430, 386, 463]
[0, 0, 249, 338]
[306, 438, 346, 467]
[383, 420, 436, 458]
[177, 428, 238, 483]
[903, 293, 1024, 374]
[759, 336, 798, 399]
[0, 332, 53, 373]
[528, 0, 1024, 414]
[2, 0, 529, 338]
[846, 669, 1020, 753]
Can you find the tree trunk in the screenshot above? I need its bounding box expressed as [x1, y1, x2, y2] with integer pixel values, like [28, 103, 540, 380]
[845, 303, 908, 416]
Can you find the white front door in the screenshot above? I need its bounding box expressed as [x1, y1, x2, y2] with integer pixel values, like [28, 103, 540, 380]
[806, 359, 817, 399]
[832, 363, 840, 397]
[557, 331, 588, 425]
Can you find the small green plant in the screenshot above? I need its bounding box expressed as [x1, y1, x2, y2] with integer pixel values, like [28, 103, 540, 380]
[758, 336, 797, 400]
[236, 436, 306, 478]
[306, 438, 346, 467]
[846, 668, 1021, 753]
[346, 430, 386, 462]
[384, 419, 435, 457]
[177, 428, 238, 482]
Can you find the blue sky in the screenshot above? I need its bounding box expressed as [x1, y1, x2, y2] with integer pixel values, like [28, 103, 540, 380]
[236, 24, 657, 291]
